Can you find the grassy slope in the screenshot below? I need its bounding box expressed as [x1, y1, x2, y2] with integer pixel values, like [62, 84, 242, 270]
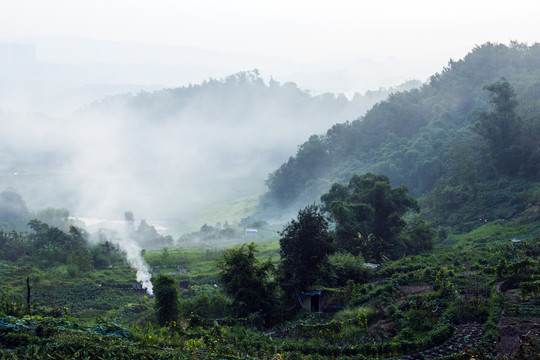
[170, 194, 263, 234]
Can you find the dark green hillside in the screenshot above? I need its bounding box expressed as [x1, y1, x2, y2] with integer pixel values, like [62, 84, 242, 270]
[264, 42, 540, 229]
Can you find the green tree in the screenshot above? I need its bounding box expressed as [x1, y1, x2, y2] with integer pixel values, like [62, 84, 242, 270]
[321, 173, 419, 260]
[277, 204, 333, 291]
[160, 246, 169, 264]
[325, 251, 369, 287]
[0, 230, 27, 261]
[67, 226, 94, 272]
[153, 275, 180, 326]
[216, 243, 275, 318]
[473, 78, 523, 174]
[403, 218, 435, 254]
[28, 219, 71, 264]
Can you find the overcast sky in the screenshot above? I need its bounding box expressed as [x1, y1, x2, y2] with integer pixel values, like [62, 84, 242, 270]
[2, 0, 539, 62]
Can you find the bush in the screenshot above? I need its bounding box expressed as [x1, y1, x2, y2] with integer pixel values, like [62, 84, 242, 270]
[180, 290, 232, 318]
[325, 251, 370, 286]
[0, 332, 33, 348]
[153, 275, 180, 326]
[67, 263, 79, 278]
[446, 296, 490, 324]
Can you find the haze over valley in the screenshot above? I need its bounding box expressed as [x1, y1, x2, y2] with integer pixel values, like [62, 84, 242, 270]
[0, 37, 424, 230]
[1, 1, 539, 234]
[1, 3, 540, 359]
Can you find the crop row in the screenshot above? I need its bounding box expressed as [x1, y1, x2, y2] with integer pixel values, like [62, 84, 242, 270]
[398, 323, 484, 359]
[506, 303, 540, 317]
[281, 321, 455, 357]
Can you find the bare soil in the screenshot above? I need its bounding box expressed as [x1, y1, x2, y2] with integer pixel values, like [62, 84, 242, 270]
[495, 315, 540, 359]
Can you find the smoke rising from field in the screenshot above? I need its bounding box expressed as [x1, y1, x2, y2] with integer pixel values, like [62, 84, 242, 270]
[120, 220, 153, 296]
[91, 218, 154, 295]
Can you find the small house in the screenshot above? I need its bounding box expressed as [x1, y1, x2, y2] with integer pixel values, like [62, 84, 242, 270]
[298, 289, 346, 313]
[299, 289, 323, 312]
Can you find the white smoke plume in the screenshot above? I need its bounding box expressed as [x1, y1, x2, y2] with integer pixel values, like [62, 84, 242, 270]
[88, 217, 154, 296]
[120, 217, 154, 296]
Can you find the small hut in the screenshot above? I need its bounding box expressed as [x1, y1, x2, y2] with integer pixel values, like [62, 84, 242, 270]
[298, 288, 347, 313]
[299, 289, 323, 312]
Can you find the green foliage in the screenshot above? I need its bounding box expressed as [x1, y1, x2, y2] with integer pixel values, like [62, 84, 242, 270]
[325, 252, 370, 287]
[0, 231, 536, 359]
[33, 283, 140, 313]
[90, 239, 125, 269]
[277, 205, 333, 291]
[469, 290, 504, 356]
[321, 173, 421, 260]
[263, 42, 540, 235]
[266, 135, 331, 206]
[422, 177, 540, 231]
[445, 296, 490, 324]
[473, 78, 523, 174]
[0, 292, 27, 317]
[0, 230, 27, 262]
[402, 308, 434, 331]
[179, 284, 232, 318]
[153, 275, 180, 326]
[403, 218, 435, 254]
[216, 243, 276, 321]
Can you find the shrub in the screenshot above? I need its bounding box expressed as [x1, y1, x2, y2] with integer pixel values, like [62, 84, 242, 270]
[153, 275, 180, 326]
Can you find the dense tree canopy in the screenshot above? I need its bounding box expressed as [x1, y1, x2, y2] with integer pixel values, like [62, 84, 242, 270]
[216, 243, 275, 319]
[321, 173, 419, 260]
[473, 78, 522, 174]
[263, 42, 540, 231]
[277, 205, 333, 291]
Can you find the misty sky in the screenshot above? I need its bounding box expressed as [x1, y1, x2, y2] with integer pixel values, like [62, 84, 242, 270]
[3, 0, 539, 62]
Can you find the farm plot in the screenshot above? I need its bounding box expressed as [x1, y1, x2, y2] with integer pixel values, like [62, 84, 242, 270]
[395, 323, 484, 359]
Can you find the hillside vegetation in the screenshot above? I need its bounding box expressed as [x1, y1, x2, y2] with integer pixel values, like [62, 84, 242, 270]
[0, 218, 538, 359]
[0, 42, 539, 359]
[263, 42, 540, 231]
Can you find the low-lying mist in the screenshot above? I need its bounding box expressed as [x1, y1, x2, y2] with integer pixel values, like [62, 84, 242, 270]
[0, 70, 418, 232]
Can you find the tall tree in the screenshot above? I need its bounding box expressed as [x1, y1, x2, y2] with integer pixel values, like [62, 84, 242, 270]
[277, 204, 333, 291]
[321, 173, 419, 260]
[216, 243, 275, 320]
[473, 78, 522, 174]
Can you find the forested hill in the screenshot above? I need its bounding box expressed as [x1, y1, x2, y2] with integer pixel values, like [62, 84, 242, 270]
[263, 42, 540, 230]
